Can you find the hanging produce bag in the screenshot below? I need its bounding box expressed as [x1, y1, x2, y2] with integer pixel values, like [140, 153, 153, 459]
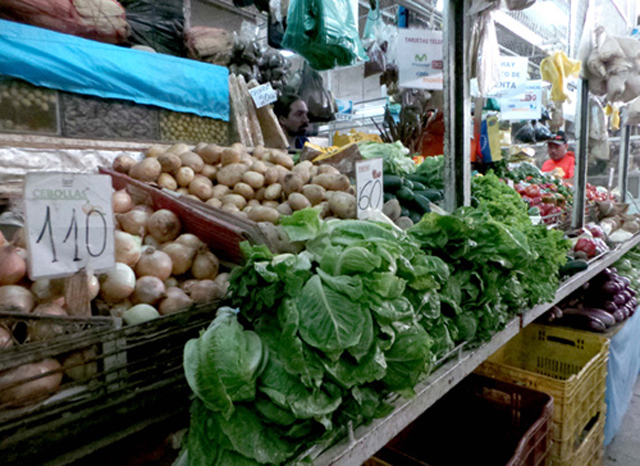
[298, 63, 336, 122]
[121, 0, 185, 56]
[362, 6, 386, 77]
[282, 0, 368, 70]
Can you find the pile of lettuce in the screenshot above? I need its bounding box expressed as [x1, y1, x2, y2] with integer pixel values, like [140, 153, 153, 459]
[359, 141, 416, 176]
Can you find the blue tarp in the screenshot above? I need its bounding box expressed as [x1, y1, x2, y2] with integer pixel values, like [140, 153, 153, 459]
[0, 19, 228, 121]
[605, 308, 640, 445]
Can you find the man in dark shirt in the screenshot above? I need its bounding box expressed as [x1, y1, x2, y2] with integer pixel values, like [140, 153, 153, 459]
[274, 94, 310, 149]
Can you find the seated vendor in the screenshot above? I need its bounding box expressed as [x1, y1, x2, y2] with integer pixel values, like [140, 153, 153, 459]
[542, 131, 575, 181]
[274, 94, 310, 150]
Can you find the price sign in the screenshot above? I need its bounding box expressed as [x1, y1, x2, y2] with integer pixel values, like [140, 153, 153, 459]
[249, 83, 278, 108]
[24, 173, 115, 280]
[356, 158, 384, 219]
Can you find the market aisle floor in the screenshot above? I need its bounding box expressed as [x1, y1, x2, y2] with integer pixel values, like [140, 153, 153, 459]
[604, 375, 640, 466]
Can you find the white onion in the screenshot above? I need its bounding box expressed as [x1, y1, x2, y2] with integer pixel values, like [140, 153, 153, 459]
[143, 235, 163, 249]
[135, 248, 173, 281]
[164, 277, 179, 289]
[132, 204, 155, 215]
[190, 280, 225, 304]
[87, 274, 100, 301]
[162, 242, 195, 275]
[192, 250, 220, 280]
[117, 210, 150, 238]
[100, 263, 136, 303]
[147, 210, 181, 243]
[175, 233, 205, 250]
[31, 279, 64, 303]
[181, 279, 199, 295]
[110, 299, 132, 319]
[28, 303, 67, 342]
[159, 287, 192, 315]
[132, 276, 166, 305]
[114, 231, 142, 267]
[123, 304, 160, 325]
[0, 245, 27, 286]
[112, 189, 133, 214]
[0, 285, 35, 313]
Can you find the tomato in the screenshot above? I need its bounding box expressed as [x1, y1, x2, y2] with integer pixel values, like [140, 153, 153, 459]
[529, 196, 542, 206]
[525, 184, 541, 198]
[514, 183, 526, 195]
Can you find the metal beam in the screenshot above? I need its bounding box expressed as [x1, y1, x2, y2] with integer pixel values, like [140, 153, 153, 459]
[572, 79, 589, 229]
[618, 124, 631, 202]
[443, 0, 471, 211]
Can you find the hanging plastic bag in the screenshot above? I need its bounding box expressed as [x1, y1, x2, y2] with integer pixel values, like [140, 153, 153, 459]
[533, 121, 552, 141]
[514, 121, 536, 144]
[282, 0, 368, 71]
[298, 63, 336, 122]
[362, 5, 386, 77]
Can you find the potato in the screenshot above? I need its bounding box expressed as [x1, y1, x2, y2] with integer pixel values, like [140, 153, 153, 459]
[176, 166, 195, 187]
[189, 175, 214, 201]
[221, 148, 242, 166]
[235, 211, 248, 219]
[0, 359, 63, 406]
[395, 217, 414, 230]
[158, 152, 181, 173]
[146, 144, 166, 158]
[254, 187, 266, 202]
[318, 165, 340, 175]
[221, 203, 240, 213]
[271, 151, 294, 169]
[166, 143, 190, 155]
[314, 201, 331, 218]
[197, 144, 223, 164]
[176, 187, 190, 196]
[327, 191, 357, 219]
[253, 145, 267, 160]
[309, 165, 319, 178]
[201, 164, 218, 180]
[217, 163, 249, 186]
[264, 183, 283, 201]
[347, 186, 356, 196]
[231, 142, 247, 153]
[212, 184, 230, 199]
[312, 174, 351, 192]
[158, 173, 178, 191]
[247, 206, 280, 224]
[186, 194, 200, 201]
[206, 198, 222, 208]
[222, 194, 247, 210]
[112, 154, 137, 174]
[263, 200, 280, 209]
[283, 173, 304, 196]
[276, 202, 293, 216]
[288, 193, 312, 211]
[248, 199, 261, 207]
[302, 184, 325, 205]
[382, 199, 402, 221]
[292, 161, 312, 183]
[241, 155, 254, 166]
[275, 165, 291, 184]
[195, 142, 208, 152]
[243, 171, 265, 189]
[130, 157, 161, 182]
[179, 152, 205, 173]
[251, 161, 268, 174]
[233, 182, 255, 200]
[264, 167, 279, 185]
[243, 206, 254, 215]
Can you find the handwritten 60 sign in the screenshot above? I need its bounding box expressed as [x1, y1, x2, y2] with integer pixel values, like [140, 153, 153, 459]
[24, 173, 115, 280]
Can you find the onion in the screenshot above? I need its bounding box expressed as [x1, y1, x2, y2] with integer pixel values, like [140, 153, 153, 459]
[114, 231, 142, 267]
[0, 359, 63, 407]
[192, 249, 219, 280]
[31, 279, 64, 303]
[181, 279, 199, 295]
[190, 280, 225, 304]
[87, 274, 100, 301]
[162, 242, 195, 275]
[100, 263, 136, 303]
[175, 233, 204, 250]
[0, 285, 34, 313]
[62, 347, 98, 382]
[0, 245, 27, 285]
[110, 299, 132, 319]
[0, 327, 12, 349]
[135, 248, 173, 281]
[129, 157, 162, 182]
[12, 228, 27, 248]
[122, 304, 160, 325]
[159, 287, 192, 315]
[28, 303, 67, 342]
[112, 154, 137, 174]
[132, 204, 155, 215]
[214, 273, 230, 295]
[112, 189, 133, 214]
[143, 234, 163, 249]
[148, 210, 181, 243]
[132, 276, 166, 305]
[164, 277, 179, 289]
[117, 209, 150, 238]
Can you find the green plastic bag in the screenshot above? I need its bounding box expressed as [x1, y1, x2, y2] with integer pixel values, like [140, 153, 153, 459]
[282, 0, 368, 70]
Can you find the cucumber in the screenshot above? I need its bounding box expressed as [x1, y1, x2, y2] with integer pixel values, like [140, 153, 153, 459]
[383, 175, 403, 191]
[411, 181, 427, 191]
[401, 178, 414, 190]
[415, 189, 443, 202]
[395, 186, 415, 201]
[384, 192, 397, 203]
[405, 173, 431, 184]
[409, 211, 423, 224]
[412, 194, 432, 214]
[400, 206, 411, 218]
[559, 260, 588, 277]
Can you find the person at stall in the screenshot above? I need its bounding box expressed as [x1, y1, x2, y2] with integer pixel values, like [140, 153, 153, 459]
[274, 94, 310, 149]
[542, 131, 575, 181]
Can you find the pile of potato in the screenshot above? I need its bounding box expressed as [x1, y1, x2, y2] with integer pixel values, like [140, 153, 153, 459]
[112, 142, 358, 224]
[159, 111, 228, 145]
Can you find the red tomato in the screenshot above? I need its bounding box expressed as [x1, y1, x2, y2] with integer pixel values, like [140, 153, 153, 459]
[525, 184, 541, 198]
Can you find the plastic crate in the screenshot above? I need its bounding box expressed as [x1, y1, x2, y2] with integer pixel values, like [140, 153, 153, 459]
[475, 324, 608, 462]
[548, 415, 605, 466]
[368, 374, 553, 466]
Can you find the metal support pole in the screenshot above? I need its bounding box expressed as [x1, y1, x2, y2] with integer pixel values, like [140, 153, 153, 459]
[618, 123, 631, 202]
[443, 0, 471, 211]
[572, 80, 589, 230]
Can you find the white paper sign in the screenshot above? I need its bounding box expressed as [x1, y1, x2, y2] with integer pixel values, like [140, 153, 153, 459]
[488, 56, 529, 98]
[24, 173, 116, 280]
[249, 83, 278, 108]
[499, 80, 542, 120]
[356, 158, 384, 219]
[397, 29, 443, 90]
